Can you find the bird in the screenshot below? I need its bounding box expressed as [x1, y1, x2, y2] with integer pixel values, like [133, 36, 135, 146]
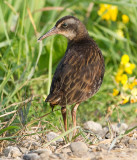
[38, 15, 105, 134]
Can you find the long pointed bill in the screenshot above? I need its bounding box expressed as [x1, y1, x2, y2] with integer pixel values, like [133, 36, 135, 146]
[38, 26, 58, 42]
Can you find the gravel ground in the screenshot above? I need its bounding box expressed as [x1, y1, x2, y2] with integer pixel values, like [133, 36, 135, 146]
[0, 121, 137, 160]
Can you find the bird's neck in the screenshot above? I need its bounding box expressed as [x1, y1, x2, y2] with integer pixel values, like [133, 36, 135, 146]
[68, 34, 90, 45]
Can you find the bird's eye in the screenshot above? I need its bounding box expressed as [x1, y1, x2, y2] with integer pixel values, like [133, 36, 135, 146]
[62, 23, 68, 28]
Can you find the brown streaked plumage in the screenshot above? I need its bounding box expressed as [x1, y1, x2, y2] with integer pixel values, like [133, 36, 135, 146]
[38, 15, 105, 134]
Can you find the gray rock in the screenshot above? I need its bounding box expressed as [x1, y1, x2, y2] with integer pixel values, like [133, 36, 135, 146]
[61, 148, 71, 154]
[31, 149, 52, 155]
[46, 132, 63, 144]
[23, 153, 40, 160]
[22, 140, 40, 150]
[70, 141, 88, 157]
[3, 146, 22, 158]
[111, 123, 128, 134]
[58, 153, 68, 160]
[20, 147, 28, 154]
[49, 153, 59, 159]
[83, 121, 102, 133]
[29, 149, 52, 160]
[128, 138, 137, 148]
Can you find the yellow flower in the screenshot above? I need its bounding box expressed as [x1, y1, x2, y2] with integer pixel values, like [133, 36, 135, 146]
[125, 63, 136, 74]
[110, 6, 118, 21]
[123, 83, 129, 91]
[121, 74, 128, 85]
[122, 97, 129, 104]
[122, 14, 129, 24]
[113, 88, 119, 96]
[130, 97, 137, 103]
[116, 29, 124, 38]
[129, 83, 134, 90]
[131, 88, 137, 96]
[133, 79, 137, 85]
[115, 67, 124, 83]
[128, 79, 137, 89]
[121, 94, 129, 104]
[98, 4, 118, 21]
[121, 54, 129, 65]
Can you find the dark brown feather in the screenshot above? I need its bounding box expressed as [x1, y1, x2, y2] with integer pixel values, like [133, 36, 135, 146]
[46, 37, 105, 106]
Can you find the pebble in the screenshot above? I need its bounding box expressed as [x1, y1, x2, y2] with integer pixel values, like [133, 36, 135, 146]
[31, 148, 52, 155]
[111, 123, 128, 134]
[22, 140, 40, 150]
[61, 148, 71, 154]
[70, 141, 88, 157]
[3, 146, 22, 158]
[128, 138, 137, 148]
[49, 153, 59, 159]
[46, 132, 63, 142]
[83, 121, 102, 133]
[23, 153, 40, 160]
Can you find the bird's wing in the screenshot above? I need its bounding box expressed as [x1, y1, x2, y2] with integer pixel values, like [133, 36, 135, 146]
[46, 45, 104, 106]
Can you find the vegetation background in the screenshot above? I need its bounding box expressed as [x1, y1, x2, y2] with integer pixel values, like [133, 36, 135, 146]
[0, 0, 137, 141]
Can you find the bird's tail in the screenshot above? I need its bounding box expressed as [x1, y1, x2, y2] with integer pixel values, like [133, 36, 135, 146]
[45, 93, 61, 106]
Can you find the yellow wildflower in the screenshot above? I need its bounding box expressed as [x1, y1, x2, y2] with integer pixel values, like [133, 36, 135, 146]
[125, 63, 136, 74]
[121, 94, 129, 104]
[122, 97, 129, 104]
[116, 29, 124, 38]
[129, 83, 134, 90]
[131, 88, 137, 96]
[115, 68, 124, 83]
[110, 6, 118, 21]
[133, 79, 137, 85]
[122, 14, 129, 24]
[121, 54, 129, 65]
[98, 4, 118, 21]
[130, 97, 137, 103]
[113, 88, 119, 96]
[128, 79, 137, 89]
[123, 83, 129, 91]
[121, 74, 128, 85]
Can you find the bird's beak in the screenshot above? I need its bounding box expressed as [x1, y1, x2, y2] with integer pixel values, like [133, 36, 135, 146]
[38, 26, 58, 42]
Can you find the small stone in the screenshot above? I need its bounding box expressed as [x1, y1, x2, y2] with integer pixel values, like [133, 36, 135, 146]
[3, 146, 22, 158]
[61, 148, 71, 154]
[58, 153, 68, 160]
[121, 136, 130, 146]
[46, 132, 63, 145]
[83, 121, 102, 133]
[49, 153, 59, 159]
[128, 138, 137, 148]
[31, 149, 52, 159]
[46, 132, 63, 142]
[22, 140, 40, 150]
[70, 141, 88, 157]
[98, 143, 109, 150]
[23, 153, 40, 160]
[20, 147, 28, 154]
[30, 148, 52, 154]
[111, 123, 128, 134]
[120, 123, 128, 131]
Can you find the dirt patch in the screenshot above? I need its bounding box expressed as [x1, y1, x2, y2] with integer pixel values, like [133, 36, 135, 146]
[0, 121, 137, 160]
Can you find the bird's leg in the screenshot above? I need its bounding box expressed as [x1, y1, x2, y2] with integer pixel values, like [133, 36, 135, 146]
[71, 103, 79, 135]
[61, 106, 67, 131]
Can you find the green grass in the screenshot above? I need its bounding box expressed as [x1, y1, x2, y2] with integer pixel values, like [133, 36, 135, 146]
[0, 0, 137, 142]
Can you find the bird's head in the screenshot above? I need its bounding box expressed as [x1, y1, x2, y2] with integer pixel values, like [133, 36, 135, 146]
[38, 15, 88, 41]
